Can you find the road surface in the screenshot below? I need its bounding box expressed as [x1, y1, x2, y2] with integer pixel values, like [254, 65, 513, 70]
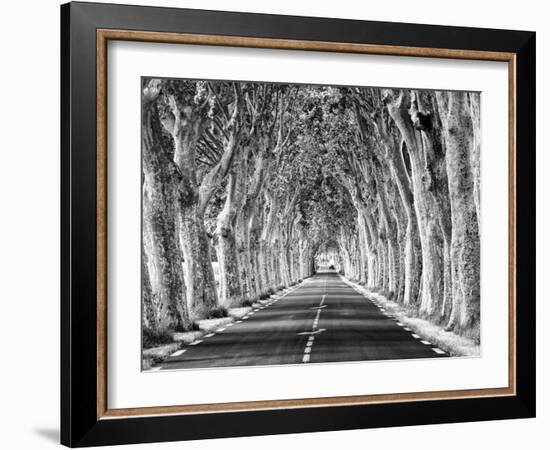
[156, 271, 447, 370]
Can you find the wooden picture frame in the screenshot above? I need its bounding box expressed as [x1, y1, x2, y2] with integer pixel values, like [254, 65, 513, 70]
[61, 1, 535, 447]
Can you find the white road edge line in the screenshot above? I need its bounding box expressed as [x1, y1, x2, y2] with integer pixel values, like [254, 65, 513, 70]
[342, 277, 442, 356]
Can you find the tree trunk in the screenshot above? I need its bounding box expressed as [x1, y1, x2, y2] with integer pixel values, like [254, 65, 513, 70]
[179, 202, 218, 320]
[436, 91, 481, 340]
[385, 139, 422, 305]
[387, 90, 445, 310]
[141, 82, 189, 331]
[215, 173, 243, 307]
[142, 174, 188, 330]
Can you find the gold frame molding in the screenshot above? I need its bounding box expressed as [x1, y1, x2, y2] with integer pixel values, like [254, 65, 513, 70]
[96, 28, 517, 420]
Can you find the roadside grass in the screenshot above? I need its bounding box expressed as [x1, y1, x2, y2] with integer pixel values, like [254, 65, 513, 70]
[142, 328, 175, 349]
[348, 279, 480, 357]
[207, 305, 228, 319]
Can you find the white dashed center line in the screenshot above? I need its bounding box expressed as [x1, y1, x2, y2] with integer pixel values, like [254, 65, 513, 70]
[189, 339, 202, 346]
[171, 349, 186, 357]
[204, 333, 215, 338]
[411, 334, 420, 339]
[302, 288, 326, 363]
[432, 348, 446, 355]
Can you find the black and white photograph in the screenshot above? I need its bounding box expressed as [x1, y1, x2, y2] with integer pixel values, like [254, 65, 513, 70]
[0, 0, 541, 447]
[141, 77, 481, 371]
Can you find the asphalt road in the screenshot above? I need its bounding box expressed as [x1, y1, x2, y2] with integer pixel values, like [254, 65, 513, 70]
[156, 271, 447, 370]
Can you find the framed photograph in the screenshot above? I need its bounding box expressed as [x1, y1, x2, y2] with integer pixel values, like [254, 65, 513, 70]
[61, 1, 535, 447]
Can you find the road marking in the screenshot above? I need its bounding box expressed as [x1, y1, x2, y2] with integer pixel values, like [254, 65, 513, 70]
[310, 305, 327, 310]
[320, 295, 326, 306]
[306, 340, 313, 347]
[380, 308, 385, 312]
[171, 349, 186, 357]
[432, 348, 446, 354]
[189, 340, 203, 346]
[297, 328, 326, 336]
[304, 347, 312, 354]
[302, 354, 310, 363]
[411, 334, 420, 339]
[226, 323, 234, 327]
[217, 328, 226, 333]
[204, 333, 215, 338]
[149, 366, 162, 372]
[235, 320, 242, 324]
[404, 327, 412, 331]
[396, 322, 404, 326]
[420, 340, 431, 345]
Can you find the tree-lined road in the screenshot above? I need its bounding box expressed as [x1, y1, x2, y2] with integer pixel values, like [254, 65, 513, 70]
[156, 272, 447, 370]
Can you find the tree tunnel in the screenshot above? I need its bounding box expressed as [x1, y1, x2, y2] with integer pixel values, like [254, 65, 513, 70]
[142, 78, 480, 342]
